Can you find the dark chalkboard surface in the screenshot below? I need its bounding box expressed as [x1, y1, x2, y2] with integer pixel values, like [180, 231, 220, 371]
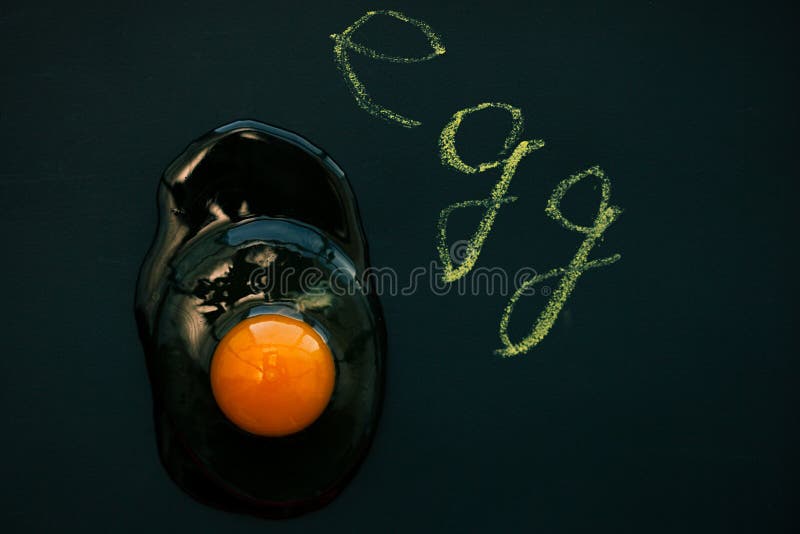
[1, 0, 796, 532]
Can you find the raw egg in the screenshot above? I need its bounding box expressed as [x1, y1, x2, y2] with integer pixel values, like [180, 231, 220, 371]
[135, 120, 386, 518]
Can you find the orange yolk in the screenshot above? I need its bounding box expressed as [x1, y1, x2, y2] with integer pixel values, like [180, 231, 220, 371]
[210, 314, 336, 437]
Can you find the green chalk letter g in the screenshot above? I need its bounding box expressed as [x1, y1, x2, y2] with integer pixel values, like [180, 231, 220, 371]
[496, 166, 623, 357]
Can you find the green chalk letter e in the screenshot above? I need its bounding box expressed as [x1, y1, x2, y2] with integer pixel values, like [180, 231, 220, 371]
[331, 10, 446, 127]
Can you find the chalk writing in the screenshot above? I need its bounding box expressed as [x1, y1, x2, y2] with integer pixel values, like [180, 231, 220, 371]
[437, 103, 544, 282]
[330, 10, 623, 356]
[496, 166, 622, 356]
[331, 10, 446, 127]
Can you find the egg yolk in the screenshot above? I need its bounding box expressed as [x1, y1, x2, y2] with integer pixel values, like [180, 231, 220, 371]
[210, 314, 336, 437]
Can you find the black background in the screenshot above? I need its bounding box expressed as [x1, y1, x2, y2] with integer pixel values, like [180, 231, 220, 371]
[1, 0, 797, 532]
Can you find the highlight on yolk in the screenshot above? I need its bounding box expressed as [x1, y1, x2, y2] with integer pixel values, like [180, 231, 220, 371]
[210, 314, 336, 437]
